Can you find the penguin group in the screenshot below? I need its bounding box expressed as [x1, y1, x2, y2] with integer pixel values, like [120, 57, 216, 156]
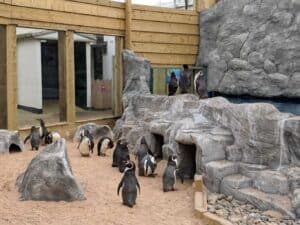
[24, 119, 61, 150]
[116, 135, 184, 208]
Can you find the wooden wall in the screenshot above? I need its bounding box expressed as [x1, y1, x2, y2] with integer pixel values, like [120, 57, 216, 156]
[0, 0, 200, 67]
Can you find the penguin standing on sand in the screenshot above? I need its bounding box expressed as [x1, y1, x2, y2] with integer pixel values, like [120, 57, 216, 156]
[37, 119, 48, 144]
[117, 160, 140, 208]
[78, 136, 92, 157]
[97, 137, 114, 156]
[138, 153, 157, 177]
[24, 126, 41, 150]
[112, 140, 130, 172]
[135, 136, 149, 161]
[77, 130, 94, 154]
[163, 155, 183, 192]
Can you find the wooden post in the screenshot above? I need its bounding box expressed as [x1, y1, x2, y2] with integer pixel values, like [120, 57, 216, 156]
[0, 24, 17, 130]
[125, 0, 132, 49]
[58, 30, 76, 124]
[196, 0, 217, 12]
[195, 0, 202, 12]
[113, 36, 124, 117]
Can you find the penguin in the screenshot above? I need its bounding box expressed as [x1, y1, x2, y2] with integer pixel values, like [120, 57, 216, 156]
[78, 136, 92, 157]
[37, 119, 48, 144]
[45, 131, 61, 144]
[138, 153, 157, 177]
[135, 136, 150, 161]
[194, 71, 207, 98]
[77, 129, 94, 154]
[97, 137, 114, 156]
[112, 140, 130, 172]
[117, 160, 140, 208]
[24, 126, 41, 151]
[162, 155, 184, 192]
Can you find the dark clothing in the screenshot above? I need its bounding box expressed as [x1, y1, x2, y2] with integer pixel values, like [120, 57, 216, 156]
[168, 77, 178, 96]
[179, 70, 191, 94]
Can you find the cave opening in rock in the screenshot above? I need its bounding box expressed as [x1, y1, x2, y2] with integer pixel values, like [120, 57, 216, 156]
[151, 133, 164, 160]
[9, 144, 21, 153]
[178, 143, 196, 179]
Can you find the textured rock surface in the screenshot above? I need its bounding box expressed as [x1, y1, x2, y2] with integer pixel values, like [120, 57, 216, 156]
[0, 130, 24, 153]
[197, 0, 300, 98]
[16, 139, 85, 201]
[73, 123, 114, 143]
[115, 50, 300, 218]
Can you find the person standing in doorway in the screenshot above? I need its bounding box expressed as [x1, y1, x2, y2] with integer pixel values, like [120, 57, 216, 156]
[179, 64, 191, 94]
[168, 72, 178, 96]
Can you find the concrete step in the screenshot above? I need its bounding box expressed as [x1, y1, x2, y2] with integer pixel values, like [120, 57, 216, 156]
[239, 162, 268, 178]
[220, 174, 252, 195]
[203, 160, 239, 193]
[234, 188, 295, 219]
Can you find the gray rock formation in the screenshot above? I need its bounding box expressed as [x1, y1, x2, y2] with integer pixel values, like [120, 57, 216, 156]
[73, 123, 114, 143]
[115, 50, 300, 218]
[16, 139, 85, 201]
[197, 0, 300, 98]
[113, 49, 151, 140]
[0, 130, 24, 153]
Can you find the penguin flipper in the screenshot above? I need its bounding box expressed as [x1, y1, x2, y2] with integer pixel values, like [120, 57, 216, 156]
[117, 177, 124, 196]
[24, 135, 31, 144]
[97, 140, 101, 156]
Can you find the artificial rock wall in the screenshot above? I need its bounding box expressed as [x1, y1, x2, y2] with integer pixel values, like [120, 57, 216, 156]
[115, 50, 300, 218]
[197, 0, 300, 98]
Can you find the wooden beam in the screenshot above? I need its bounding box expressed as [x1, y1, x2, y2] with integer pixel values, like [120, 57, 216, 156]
[113, 36, 124, 117]
[136, 52, 196, 65]
[0, 24, 17, 130]
[132, 42, 198, 55]
[58, 30, 75, 123]
[125, 0, 132, 49]
[131, 31, 199, 46]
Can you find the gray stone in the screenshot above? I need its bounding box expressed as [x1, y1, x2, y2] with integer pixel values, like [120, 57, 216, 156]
[239, 163, 268, 179]
[16, 139, 85, 201]
[0, 130, 24, 153]
[221, 174, 252, 196]
[292, 189, 300, 217]
[198, 0, 300, 98]
[73, 123, 114, 142]
[253, 170, 289, 195]
[226, 145, 242, 161]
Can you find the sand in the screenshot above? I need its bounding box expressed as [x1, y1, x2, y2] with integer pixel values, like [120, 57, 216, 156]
[0, 142, 205, 225]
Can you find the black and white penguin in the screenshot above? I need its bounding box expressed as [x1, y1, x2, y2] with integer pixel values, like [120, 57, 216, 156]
[45, 131, 61, 144]
[112, 140, 130, 172]
[24, 126, 41, 151]
[77, 129, 94, 154]
[194, 71, 207, 98]
[97, 137, 114, 156]
[138, 153, 157, 177]
[117, 160, 140, 208]
[162, 155, 183, 192]
[78, 136, 92, 157]
[37, 119, 48, 144]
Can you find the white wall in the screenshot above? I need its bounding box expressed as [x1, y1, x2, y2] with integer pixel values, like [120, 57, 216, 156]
[102, 36, 115, 80]
[86, 43, 92, 108]
[17, 39, 43, 110]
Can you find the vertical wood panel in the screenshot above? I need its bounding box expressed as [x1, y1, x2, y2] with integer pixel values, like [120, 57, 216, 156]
[0, 25, 17, 130]
[58, 30, 75, 123]
[125, 0, 132, 49]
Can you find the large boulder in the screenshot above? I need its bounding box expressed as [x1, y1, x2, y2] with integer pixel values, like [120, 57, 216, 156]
[197, 0, 300, 98]
[0, 130, 24, 153]
[16, 139, 85, 201]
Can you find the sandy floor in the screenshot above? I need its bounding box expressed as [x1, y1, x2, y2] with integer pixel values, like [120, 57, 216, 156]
[0, 142, 205, 225]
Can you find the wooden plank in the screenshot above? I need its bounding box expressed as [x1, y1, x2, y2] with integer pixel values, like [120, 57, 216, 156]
[0, 4, 12, 18]
[132, 4, 198, 15]
[68, 0, 125, 9]
[125, 0, 132, 49]
[0, 25, 17, 129]
[132, 20, 198, 35]
[12, 19, 125, 36]
[113, 36, 124, 117]
[132, 31, 199, 45]
[58, 30, 75, 123]
[136, 52, 196, 65]
[10, 5, 125, 31]
[132, 9, 198, 25]
[152, 68, 167, 95]
[11, 0, 125, 19]
[132, 42, 198, 55]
